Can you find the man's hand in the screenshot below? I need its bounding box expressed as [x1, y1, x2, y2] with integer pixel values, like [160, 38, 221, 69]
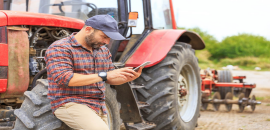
[106, 67, 143, 85]
[126, 67, 143, 82]
[107, 67, 135, 81]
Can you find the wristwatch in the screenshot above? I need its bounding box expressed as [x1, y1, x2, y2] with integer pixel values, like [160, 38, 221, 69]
[98, 72, 107, 81]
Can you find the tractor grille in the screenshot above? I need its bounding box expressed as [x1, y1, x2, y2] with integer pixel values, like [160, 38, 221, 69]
[0, 66, 8, 79]
[0, 26, 7, 44]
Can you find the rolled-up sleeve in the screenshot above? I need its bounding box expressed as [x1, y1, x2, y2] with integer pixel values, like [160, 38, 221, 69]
[107, 49, 115, 71]
[45, 45, 74, 87]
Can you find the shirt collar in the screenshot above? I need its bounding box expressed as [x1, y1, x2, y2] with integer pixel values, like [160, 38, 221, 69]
[69, 32, 82, 47]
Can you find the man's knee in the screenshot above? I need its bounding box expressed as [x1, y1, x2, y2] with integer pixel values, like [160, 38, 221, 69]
[54, 102, 109, 130]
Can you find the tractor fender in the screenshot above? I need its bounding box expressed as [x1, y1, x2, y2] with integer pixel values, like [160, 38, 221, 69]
[125, 29, 205, 68]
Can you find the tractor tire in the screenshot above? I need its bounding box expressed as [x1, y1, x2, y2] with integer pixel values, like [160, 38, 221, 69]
[217, 70, 233, 99]
[135, 42, 201, 130]
[13, 79, 121, 130]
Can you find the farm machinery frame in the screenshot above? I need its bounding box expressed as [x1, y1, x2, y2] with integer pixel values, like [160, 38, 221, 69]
[200, 69, 261, 112]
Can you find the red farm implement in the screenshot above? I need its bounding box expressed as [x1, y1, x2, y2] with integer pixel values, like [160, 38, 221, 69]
[200, 69, 261, 112]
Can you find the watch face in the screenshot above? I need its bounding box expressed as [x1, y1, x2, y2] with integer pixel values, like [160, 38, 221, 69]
[99, 72, 106, 77]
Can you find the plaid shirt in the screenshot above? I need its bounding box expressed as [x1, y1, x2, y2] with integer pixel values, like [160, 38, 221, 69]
[45, 32, 114, 114]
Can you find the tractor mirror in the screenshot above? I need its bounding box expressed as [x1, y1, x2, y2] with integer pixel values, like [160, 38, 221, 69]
[128, 12, 138, 27]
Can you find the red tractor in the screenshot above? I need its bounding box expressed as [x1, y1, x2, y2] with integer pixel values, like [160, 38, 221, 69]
[0, 0, 205, 129]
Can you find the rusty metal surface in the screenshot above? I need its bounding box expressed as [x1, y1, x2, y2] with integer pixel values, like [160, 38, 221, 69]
[7, 26, 29, 31]
[1, 30, 29, 98]
[114, 83, 142, 123]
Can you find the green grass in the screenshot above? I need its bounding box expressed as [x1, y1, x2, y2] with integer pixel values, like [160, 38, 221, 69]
[256, 97, 265, 101]
[256, 96, 270, 101]
[266, 104, 270, 106]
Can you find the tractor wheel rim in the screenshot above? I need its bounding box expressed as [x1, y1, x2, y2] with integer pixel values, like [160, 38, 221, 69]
[178, 65, 198, 122]
[106, 103, 113, 130]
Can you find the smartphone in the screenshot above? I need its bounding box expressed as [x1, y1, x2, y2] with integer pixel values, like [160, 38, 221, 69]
[133, 61, 151, 71]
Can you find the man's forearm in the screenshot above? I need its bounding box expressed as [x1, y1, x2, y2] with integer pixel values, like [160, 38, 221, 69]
[68, 73, 103, 86]
[106, 77, 129, 85]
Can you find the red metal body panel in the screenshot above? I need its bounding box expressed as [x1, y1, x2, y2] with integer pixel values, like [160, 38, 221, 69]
[0, 12, 7, 26]
[201, 79, 256, 89]
[125, 29, 186, 67]
[0, 11, 84, 29]
[0, 79, 7, 93]
[215, 83, 256, 88]
[0, 44, 8, 66]
[169, 0, 177, 29]
[233, 76, 246, 80]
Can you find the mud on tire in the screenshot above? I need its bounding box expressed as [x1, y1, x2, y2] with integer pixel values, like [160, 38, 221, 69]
[135, 42, 201, 130]
[13, 79, 121, 130]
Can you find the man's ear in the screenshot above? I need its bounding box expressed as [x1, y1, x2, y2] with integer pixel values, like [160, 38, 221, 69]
[85, 26, 94, 33]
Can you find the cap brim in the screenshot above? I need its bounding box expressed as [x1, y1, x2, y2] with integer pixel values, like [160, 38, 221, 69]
[103, 31, 126, 40]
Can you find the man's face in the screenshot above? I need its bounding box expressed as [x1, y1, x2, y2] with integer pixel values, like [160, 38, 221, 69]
[85, 29, 110, 49]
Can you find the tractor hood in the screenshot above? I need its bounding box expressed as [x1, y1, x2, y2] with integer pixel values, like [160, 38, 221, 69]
[0, 10, 84, 29]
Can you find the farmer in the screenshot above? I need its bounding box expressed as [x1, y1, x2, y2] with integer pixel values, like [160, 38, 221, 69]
[45, 15, 142, 130]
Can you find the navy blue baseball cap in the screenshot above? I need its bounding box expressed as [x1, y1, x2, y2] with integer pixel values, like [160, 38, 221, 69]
[85, 15, 125, 40]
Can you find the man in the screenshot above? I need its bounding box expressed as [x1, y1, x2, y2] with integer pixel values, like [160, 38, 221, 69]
[45, 15, 142, 130]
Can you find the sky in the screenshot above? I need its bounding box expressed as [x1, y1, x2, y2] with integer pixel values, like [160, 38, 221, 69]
[172, 0, 270, 41]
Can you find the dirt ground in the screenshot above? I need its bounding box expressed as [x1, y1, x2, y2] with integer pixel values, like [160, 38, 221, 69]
[196, 70, 270, 130]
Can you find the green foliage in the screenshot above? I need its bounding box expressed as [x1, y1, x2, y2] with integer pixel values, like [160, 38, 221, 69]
[210, 34, 270, 59]
[178, 27, 270, 59]
[178, 27, 270, 70]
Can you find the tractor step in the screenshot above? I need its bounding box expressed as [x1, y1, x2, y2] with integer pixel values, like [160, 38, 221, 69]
[125, 122, 156, 130]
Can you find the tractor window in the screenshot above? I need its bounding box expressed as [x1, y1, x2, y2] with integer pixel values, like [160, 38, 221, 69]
[25, 0, 119, 21]
[126, 0, 145, 35]
[151, 0, 173, 29]
[9, 0, 27, 11]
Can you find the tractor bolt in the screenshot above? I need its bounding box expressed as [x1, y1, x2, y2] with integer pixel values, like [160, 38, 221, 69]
[179, 88, 188, 98]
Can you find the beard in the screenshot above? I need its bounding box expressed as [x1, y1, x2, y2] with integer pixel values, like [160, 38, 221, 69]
[85, 32, 104, 49]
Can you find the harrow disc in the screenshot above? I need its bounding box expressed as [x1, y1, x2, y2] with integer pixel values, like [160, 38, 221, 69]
[213, 92, 221, 111]
[225, 92, 233, 112]
[202, 97, 208, 111]
[238, 93, 245, 112]
[251, 95, 256, 112]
